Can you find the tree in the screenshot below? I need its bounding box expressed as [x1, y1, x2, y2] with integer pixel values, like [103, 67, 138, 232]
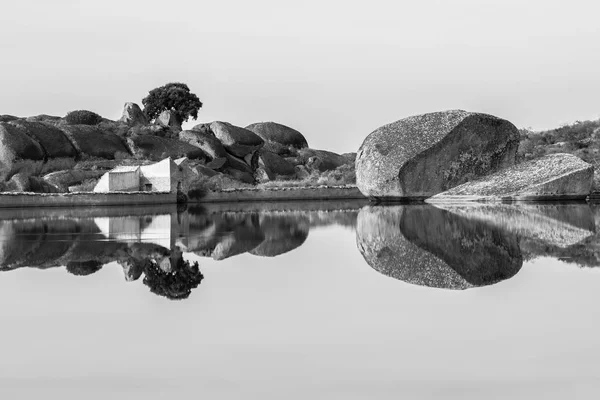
[142, 82, 202, 124]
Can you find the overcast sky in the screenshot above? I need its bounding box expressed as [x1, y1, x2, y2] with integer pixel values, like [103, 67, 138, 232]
[1, 0, 599, 152]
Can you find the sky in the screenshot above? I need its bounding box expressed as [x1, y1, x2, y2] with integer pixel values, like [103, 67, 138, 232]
[1, 0, 599, 153]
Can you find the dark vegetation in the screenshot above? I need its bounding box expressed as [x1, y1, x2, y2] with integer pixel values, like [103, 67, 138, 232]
[518, 118, 600, 164]
[64, 110, 103, 125]
[142, 82, 202, 124]
[517, 118, 600, 187]
[142, 257, 204, 300]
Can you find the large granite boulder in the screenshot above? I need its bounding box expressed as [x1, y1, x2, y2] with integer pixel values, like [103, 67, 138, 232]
[356, 110, 520, 199]
[356, 205, 522, 289]
[245, 122, 308, 149]
[210, 121, 264, 157]
[179, 129, 227, 159]
[43, 169, 106, 192]
[0, 122, 45, 180]
[249, 214, 309, 257]
[259, 149, 297, 177]
[126, 135, 207, 161]
[225, 153, 254, 174]
[60, 125, 130, 159]
[8, 120, 77, 158]
[289, 148, 347, 172]
[429, 153, 593, 201]
[119, 102, 148, 126]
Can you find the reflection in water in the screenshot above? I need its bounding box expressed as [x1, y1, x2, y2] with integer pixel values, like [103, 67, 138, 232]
[0, 203, 359, 300]
[357, 205, 523, 290]
[2, 201, 600, 298]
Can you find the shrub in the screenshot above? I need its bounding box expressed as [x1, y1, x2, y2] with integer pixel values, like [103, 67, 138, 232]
[64, 110, 103, 125]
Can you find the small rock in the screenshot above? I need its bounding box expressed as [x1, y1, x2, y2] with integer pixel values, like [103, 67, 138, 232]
[156, 110, 182, 132]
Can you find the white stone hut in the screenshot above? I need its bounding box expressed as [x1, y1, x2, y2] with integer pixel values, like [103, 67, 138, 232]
[93, 157, 192, 193]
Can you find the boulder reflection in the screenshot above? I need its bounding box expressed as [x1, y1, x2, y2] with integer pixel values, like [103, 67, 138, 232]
[2, 200, 599, 298]
[357, 205, 523, 290]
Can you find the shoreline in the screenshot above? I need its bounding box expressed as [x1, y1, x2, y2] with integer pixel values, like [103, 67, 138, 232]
[0, 186, 365, 208]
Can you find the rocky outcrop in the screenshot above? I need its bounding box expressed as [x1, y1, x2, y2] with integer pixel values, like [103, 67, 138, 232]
[25, 115, 62, 124]
[119, 102, 148, 126]
[127, 135, 207, 161]
[225, 153, 254, 175]
[302, 149, 348, 172]
[0, 122, 45, 180]
[60, 125, 130, 159]
[429, 153, 593, 201]
[245, 122, 308, 149]
[259, 150, 296, 177]
[210, 121, 264, 157]
[356, 205, 522, 289]
[8, 120, 78, 158]
[179, 129, 227, 159]
[356, 110, 520, 199]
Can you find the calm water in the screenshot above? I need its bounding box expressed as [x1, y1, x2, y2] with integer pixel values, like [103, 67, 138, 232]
[1, 201, 599, 399]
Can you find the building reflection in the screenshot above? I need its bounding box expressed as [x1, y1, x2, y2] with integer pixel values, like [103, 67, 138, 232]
[1, 200, 599, 298]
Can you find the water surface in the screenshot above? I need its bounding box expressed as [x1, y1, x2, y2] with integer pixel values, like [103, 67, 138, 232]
[1, 201, 599, 399]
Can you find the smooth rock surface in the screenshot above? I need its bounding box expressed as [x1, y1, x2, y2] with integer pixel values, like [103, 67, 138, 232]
[245, 122, 308, 149]
[8, 120, 78, 158]
[60, 125, 130, 159]
[259, 150, 297, 177]
[356, 110, 520, 199]
[210, 121, 264, 158]
[0, 122, 45, 180]
[179, 129, 227, 159]
[429, 153, 593, 201]
[127, 135, 207, 161]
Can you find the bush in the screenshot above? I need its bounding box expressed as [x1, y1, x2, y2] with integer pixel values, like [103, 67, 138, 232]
[64, 110, 103, 125]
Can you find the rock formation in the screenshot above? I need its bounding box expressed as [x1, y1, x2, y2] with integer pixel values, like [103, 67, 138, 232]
[249, 213, 310, 257]
[119, 102, 148, 126]
[0, 122, 45, 181]
[355, 110, 520, 199]
[245, 121, 309, 149]
[209, 121, 264, 158]
[356, 205, 523, 289]
[429, 153, 593, 201]
[60, 125, 130, 159]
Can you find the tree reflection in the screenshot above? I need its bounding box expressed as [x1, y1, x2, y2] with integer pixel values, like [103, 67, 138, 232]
[142, 255, 204, 300]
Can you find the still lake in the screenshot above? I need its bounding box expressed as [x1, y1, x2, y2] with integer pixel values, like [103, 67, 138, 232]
[0, 201, 599, 399]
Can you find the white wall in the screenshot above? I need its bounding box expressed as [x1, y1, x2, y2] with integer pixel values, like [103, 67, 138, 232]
[139, 159, 173, 192]
[108, 170, 140, 192]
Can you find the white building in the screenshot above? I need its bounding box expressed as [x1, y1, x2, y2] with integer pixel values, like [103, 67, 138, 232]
[93, 157, 193, 193]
